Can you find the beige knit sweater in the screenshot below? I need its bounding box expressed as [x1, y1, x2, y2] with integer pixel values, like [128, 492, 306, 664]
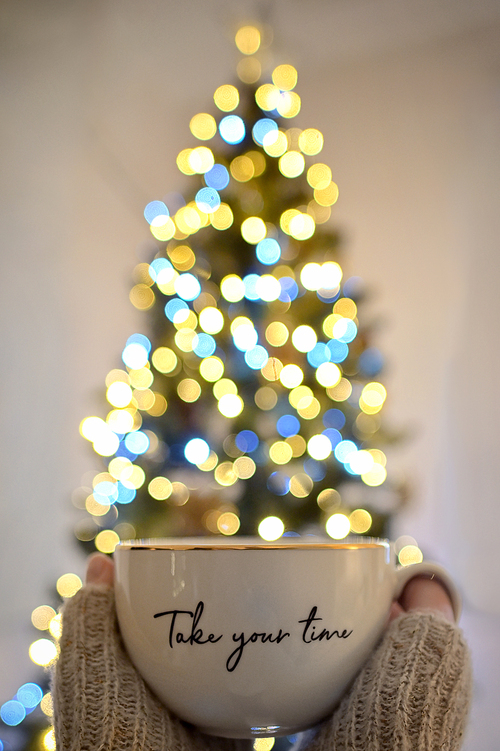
[52, 585, 472, 751]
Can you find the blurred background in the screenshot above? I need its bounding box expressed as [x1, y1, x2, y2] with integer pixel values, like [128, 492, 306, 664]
[1, 0, 499, 748]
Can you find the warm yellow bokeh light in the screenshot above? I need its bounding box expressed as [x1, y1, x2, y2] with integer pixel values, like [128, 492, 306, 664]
[279, 151, 305, 178]
[307, 434, 332, 461]
[360, 382, 387, 414]
[129, 284, 155, 310]
[121, 464, 146, 489]
[48, 613, 62, 640]
[40, 693, 54, 717]
[277, 91, 301, 118]
[235, 25, 261, 55]
[230, 155, 255, 182]
[29, 639, 57, 666]
[148, 476, 173, 500]
[220, 274, 245, 302]
[258, 516, 285, 541]
[213, 378, 238, 400]
[361, 463, 387, 487]
[233, 456, 256, 479]
[272, 64, 297, 91]
[176, 148, 196, 175]
[214, 84, 240, 112]
[314, 181, 339, 207]
[189, 112, 217, 140]
[150, 217, 176, 242]
[269, 441, 293, 465]
[218, 393, 244, 418]
[95, 529, 120, 554]
[266, 321, 289, 347]
[349, 509, 373, 534]
[31, 605, 56, 631]
[326, 513, 351, 540]
[214, 462, 239, 487]
[307, 163, 332, 190]
[327, 378, 353, 402]
[254, 738, 275, 751]
[315, 362, 342, 388]
[279, 363, 304, 388]
[241, 216, 267, 244]
[255, 84, 280, 111]
[42, 727, 56, 751]
[333, 298, 357, 319]
[177, 378, 202, 403]
[217, 512, 240, 535]
[291, 324, 317, 352]
[261, 356, 283, 381]
[289, 385, 313, 408]
[211, 203, 234, 230]
[298, 128, 324, 155]
[289, 213, 315, 240]
[200, 356, 225, 382]
[255, 386, 278, 410]
[263, 130, 288, 157]
[188, 146, 215, 174]
[106, 382, 133, 408]
[317, 488, 341, 511]
[237, 57, 262, 83]
[289, 473, 314, 498]
[56, 573, 82, 598]
[398, 545, 424, 567]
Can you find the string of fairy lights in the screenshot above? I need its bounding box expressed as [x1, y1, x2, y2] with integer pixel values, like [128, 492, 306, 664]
[1, 24, 424, 750]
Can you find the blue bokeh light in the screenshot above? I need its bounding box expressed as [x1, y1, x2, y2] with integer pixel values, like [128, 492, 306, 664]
[326, 339, 349, 363]
[303, 459, 326, 481]
[252, 118, 278, 145]
[149, 257, 174, 282]
[219, 115, 246, 144]
[267, 471, 290, 496]
[175, 273, 202, 301]
[16, 684, 43, 710]
[0, 701, 25, 726]
[279, 277, 299, 302]
[243, 274, 260, 301]
[235, 430, 259, 453]
[165, 298, 189, 322]
[323, 408, 346, 430]
[256, 238, 281, 265]
[307, 343, 331, 368]
[244, 345, 269, 369]
[277, 414, 300, 437]
[204, 163, 230, 190]
[144, 200, 169, 224]
[193, 333, 216, 357]
[335, 319, 358, 343]
[334, 440, 357, 463]
[124, 431, 150, 455]
[359, 347, 384, 376]
[116, 482, 136, 504]
[195, 187, 221, 213]
[93, 481, 119, 504]
[322, 429, 342, 449]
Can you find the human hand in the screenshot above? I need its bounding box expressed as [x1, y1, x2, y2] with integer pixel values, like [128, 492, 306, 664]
[52, 553, 246, 751]
[388, 574, 456, 624]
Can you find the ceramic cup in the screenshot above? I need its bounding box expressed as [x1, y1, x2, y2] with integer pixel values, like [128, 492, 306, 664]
[114, 537, 460, 739]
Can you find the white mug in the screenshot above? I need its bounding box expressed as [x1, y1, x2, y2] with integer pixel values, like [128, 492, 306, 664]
[114, 537, 460, 739]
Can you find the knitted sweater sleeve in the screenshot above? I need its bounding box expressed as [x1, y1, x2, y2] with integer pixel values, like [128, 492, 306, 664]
[300, 610, 472, 751]
[51, 585, 247, 751]
[51, 585, 472, 751]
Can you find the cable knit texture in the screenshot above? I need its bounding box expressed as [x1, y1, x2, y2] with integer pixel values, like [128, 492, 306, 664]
[52, 586, 472, 751]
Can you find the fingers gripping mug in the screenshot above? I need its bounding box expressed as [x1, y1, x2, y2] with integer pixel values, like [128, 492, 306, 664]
[114, 538, 460, 739]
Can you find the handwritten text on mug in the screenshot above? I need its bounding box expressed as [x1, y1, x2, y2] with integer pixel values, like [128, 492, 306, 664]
[153, 601, 353, 671]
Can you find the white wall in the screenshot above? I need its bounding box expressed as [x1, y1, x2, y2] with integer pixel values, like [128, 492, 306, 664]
[1, 1, 499, 747]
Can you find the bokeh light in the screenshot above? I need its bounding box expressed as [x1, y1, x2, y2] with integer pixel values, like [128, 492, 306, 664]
[326, 513, 350, 540]
[258, 516, 285, 541]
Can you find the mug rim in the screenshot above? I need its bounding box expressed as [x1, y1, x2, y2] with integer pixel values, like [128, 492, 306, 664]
[115, 536, 390, 551]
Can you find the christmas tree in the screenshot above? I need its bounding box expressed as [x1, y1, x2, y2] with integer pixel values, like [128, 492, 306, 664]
[1, 23, 407, 751]
[72, 23, 402, 550]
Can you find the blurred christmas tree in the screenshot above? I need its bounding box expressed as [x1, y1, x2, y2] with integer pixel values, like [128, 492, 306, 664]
[75, 23, 404, 549]
[1, 23, 407, 751]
